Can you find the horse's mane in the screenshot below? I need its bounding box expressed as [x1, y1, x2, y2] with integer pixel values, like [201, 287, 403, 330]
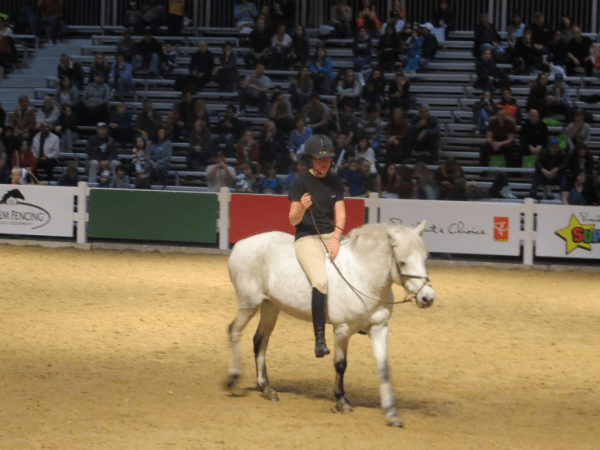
[347, 223, 427, 259]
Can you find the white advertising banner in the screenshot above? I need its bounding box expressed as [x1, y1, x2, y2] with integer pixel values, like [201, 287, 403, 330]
[535, 205, 600, 259]
[0, 185, 76, 237]
[379, 199, 521, 256]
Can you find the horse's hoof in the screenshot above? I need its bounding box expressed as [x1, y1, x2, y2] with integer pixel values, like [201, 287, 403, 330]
[385, 409, 403, 427]
[260, 386, 279, 402]
[223, 373, 239, 390]
[388, 418, 403, 428]
[333, 398, 353, 413]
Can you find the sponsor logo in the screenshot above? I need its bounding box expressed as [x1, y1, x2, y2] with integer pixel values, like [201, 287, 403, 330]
[493, 217, 509, 242]
[555, 214, 600, 254]
[0, 189, 51, 229]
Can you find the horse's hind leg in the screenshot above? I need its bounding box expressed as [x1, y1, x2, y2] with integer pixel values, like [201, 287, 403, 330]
[224, 304, 259, 390]
[332, 325, 353, 413]
[253, 300, 280, 401]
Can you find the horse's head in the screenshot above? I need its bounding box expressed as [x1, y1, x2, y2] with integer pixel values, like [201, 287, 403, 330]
[387, 221, 436, 309]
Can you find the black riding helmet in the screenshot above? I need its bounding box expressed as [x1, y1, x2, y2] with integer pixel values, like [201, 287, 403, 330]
[303, 134, 335, 159]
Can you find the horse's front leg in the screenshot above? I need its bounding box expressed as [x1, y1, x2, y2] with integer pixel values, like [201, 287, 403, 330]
[332, 324, 353, 413]
[254, 301, 280, 401]
[369, 323, 402, 427]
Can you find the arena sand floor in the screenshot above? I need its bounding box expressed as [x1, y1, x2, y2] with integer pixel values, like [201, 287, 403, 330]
[1, 244, 598, 449]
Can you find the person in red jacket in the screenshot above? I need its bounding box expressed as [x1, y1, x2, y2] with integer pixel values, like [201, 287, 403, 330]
[11, 139, 37, 171]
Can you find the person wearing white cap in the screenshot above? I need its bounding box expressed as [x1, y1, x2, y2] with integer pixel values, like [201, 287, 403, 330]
[86, 122, 120, 184]
[418, 23, 438, 71]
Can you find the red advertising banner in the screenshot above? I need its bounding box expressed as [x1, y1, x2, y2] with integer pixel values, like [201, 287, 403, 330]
[229, 194, 365, 243]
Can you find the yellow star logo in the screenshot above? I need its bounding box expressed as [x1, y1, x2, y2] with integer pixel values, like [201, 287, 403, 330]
[555, 215, 595, 254]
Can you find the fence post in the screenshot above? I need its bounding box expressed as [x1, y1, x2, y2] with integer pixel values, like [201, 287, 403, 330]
[366, 192, 380, 225]
[76, 182, 88, 245]
[522, 198, 535, 266]
[218, 187, 231, 250]
[592, 0, 599, 36]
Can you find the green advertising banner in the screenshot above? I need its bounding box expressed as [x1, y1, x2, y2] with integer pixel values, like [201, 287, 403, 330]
[88, 190, 218, 243]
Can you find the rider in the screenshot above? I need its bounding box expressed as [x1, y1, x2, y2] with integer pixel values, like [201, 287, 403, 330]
[288, 134, 346, 357]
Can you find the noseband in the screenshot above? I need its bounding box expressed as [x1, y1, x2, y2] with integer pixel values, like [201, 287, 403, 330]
[392, 243, 432, 302]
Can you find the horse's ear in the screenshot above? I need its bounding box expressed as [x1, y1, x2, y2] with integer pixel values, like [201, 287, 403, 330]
[415, 220, 426, 236]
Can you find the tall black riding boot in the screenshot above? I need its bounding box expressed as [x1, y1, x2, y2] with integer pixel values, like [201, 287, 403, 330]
[311, 287, 330, 357]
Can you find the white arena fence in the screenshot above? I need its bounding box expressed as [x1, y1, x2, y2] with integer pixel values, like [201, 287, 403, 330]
[0, 183, 599, 263]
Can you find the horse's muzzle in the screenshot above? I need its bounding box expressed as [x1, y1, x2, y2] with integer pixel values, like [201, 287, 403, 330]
[416, 286, 436, 309]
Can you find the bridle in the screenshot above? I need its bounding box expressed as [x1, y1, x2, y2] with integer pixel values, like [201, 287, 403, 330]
[392, 243, 433, 302]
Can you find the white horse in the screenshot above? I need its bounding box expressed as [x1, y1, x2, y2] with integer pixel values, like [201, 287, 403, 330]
[225, 221, 435, 427]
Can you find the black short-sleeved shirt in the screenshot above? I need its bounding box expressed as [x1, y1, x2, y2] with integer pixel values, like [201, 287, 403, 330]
[288, 171, 345, 240]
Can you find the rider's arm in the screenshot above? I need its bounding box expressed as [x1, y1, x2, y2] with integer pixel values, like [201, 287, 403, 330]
[333, 200, 346, 240]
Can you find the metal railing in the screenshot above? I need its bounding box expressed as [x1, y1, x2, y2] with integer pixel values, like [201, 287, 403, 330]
[0, 0, 597, 33]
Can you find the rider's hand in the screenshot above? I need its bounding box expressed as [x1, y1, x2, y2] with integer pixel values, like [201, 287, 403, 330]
[328, 237, 339, 260]
[300, 193, 312, 210]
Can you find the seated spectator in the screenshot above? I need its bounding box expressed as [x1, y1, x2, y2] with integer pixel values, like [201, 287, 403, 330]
[131, 136, 147, 175]
[1, 126, 20, 165]
[332, 132, 355, 172]
[213, 41, 239, 93]
[378, 25, 400, 72]
[235, 129, 261, 173]
[89, 52, 110, 81]
[546, 73, 571, 120]
[86, 122, 119, 184]
[134, 170, 152, 189]
[301, 93, 330, 135]
[290, 66, 313, 114]
[381, 9, 405, 35]
[475, 49, 508, 93]
[398, 21, 414, 54]
[559, 14, 575, 43]
[309, 46, 335, 95]
[234, 0, 259, 29]
[432, 0, 455, 38]
[360, 103, 384, 153]
[239, 62, 272, 116]
[187, 119, 212, 170]
[506, 12, 525, 49]
[330, 98, 358, 144]
[497, 87, 522, 125]
[145, 127, 172, 186]
[385, 107, 408, 164]
[11, 139, 37, 174]
[108, 53, 135, 101]
[269, 23, 292, 69]
[362, 68, 386, 108]
[38, 0, 63, 44]
[193, 99, 212, 127]
[134, 99, 163, 141]
[132, 30, 163, 77]
[435, 157, 465, 200]
[401, 28, 423, 73]
[474, 13, 503, 60]
[31, 121, 60, 181]
[110, 164, 131, 189]
[170, 90, 196, 142]
[271, 0, 295, 32]
[358, 157, 378, 196]
[336, 69, 363, 110]
[378, 162, 401, 198]
[412, 162, 438, 200]
[57, 162, 79, 187]
[287, 25, 310, 68]
[35, 95, 60, 131]
[590, 42, 600, 77]
[419, 23, 438, 71]
[97, 170, 111, 188]
[525, 72, 548, 116]
[80, 73, 111, 126]
[330, 0, 353, 38]
[407, 104, 440, 163]
[288, 116, 313, 165]
[567, 170, 598, 205]
[530, 12, 552, 52]
[160, 41, 178, 78]
[235, 162, 257, 193]
[354, 135, 377, 174]
[342, 157, 362, 197]
[512, 31, 541, 75]
[282, 158, 308, 194]
[519, 109, 548, 163]
[528, 137, 569, 202]
[256, 162, 283, 194]
[567, 143, 595, 186]
[472, 90, 495, 135]
[206, 151, 236, 192]
[258, 120, 286, 171]
[566, 26, 593, 77]
[546, 30, 568, 68]
[57, 54, 84, 89]
[352, 26, 373, 73]
[108, 102, 133, 148]
[10, 95, 37, 141]
[57, 104, 79, 152]
[565, 108, 591, 151]
[356, 0, 381, 37]
[138, 0, 166, 34]
[0, 17, 18, 71]
[212, 104, 245, 157]
[387, 69, 411, 111]
[244, 17, 271, 69]
[116, 29, 137, 63]
[54, 76, 80, 108]
[176, 40, 214, 93]
[479, 106, 518, 168]
[268, 90, 293, 133]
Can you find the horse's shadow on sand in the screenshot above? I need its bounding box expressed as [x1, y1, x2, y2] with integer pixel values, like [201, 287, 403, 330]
[230, 380, 452, 418]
